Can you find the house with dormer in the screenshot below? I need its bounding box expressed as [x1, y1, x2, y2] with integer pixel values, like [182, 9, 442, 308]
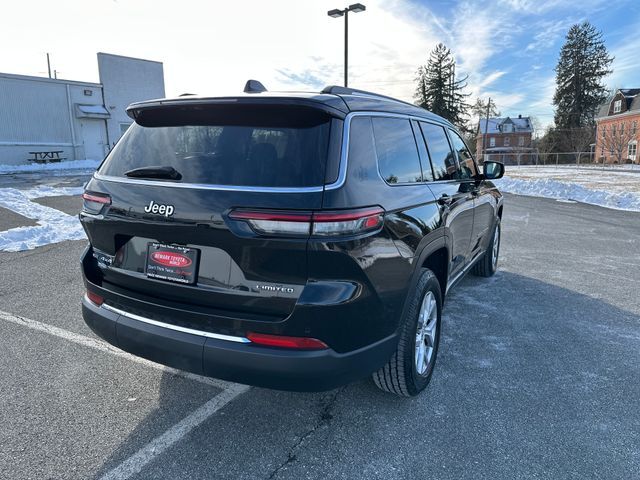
[476, 115, 534, 164]
[595, 89, 640, 164]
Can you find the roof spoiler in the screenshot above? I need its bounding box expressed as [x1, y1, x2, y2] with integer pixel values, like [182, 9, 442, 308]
[244, 79, 267, 94]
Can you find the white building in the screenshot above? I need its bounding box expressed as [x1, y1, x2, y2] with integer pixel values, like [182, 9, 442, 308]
[0, 52, 165, 166]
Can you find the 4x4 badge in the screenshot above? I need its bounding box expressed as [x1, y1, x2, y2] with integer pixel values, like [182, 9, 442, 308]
[144, 200, 175, 217]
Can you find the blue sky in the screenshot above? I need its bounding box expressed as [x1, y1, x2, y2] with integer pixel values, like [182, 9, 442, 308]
[397, 0, 640, 128]
[1, 0, 639, 131]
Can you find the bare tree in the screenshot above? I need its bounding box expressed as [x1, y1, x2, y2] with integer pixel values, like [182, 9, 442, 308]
[535, 126, 561, 165]
[565, 127, 595, 164]
[599, 121, 636, 164]
[529, 116, 543, 140]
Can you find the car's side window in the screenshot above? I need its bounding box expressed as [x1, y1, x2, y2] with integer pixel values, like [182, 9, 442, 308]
[411, 120, 434, 182]
[419, 122, 458, 181]
[448, 129, 478, 180]
[371, 117, 423, 184]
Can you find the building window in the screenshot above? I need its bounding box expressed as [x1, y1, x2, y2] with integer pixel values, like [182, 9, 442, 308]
[502, 124, 512, 133]
[621, 123, 625, 135]
[601, 125, 606, 137]
[614, 100, 622, 113]
[633, 121, 637, 135]
[489, 137, 495, 147]
[518, 136, 525, 147]
[612, 124, 617, 136]
[504, 136, 510, 146]
[629, 141, 637, 162]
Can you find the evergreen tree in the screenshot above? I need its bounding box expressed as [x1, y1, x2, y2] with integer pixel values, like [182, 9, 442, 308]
[414, 43, 470, 128]
[553, 21, 613, 129]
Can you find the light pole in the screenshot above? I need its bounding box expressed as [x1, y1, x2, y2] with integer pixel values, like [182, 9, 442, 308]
[327, 3, 366, 88]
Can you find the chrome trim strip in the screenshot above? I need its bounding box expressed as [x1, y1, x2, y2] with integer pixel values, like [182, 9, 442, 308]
[93, 173, 324, 193]
[93, 110, 451, 193]
[446, 251, 484, 291]
[101, 303, 251, 343]
[324, 111, 453, 191]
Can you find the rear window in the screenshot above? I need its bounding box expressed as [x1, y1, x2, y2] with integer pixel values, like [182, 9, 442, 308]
[99, 104, 333, 188]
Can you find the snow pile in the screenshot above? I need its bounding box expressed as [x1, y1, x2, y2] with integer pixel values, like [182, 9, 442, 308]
[496, 176, 640, 212]
[0, 159, 101, 175]
[0, 186, 86, 252]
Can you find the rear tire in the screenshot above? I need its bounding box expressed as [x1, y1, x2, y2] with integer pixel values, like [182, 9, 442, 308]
[373, 269, 442, 397]
[471, 218, 500, 277]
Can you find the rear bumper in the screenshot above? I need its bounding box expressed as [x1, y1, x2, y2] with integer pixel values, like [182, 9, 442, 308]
[82, 296, 397, 391]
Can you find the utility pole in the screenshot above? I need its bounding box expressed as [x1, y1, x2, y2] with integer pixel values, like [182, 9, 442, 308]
[46, 53, 52, 79]
[482, 98, 492, 163]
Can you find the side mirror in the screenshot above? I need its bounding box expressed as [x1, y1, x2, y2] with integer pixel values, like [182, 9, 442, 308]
[483, 161, 504, 180]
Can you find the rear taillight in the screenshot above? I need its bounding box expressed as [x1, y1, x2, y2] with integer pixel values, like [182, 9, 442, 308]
[228, 207, 384, 237]
[82, 191, 111, 214]
[312, 208, 384, 236]
[247, 332, 328, 350]
[86, 290, 104, 306]
[228, 210, 312, 236]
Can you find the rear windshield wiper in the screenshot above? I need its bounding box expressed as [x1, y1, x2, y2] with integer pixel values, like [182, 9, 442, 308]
[124, 166, 182, 180]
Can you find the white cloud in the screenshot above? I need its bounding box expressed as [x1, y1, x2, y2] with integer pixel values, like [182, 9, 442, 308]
[606, 29, 640, 89]
[525, 19, 571, 52]
[1, 0, 625, 132]
[498, 0, 608, 14]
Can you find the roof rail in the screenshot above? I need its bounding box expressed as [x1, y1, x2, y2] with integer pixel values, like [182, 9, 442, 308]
[244, 79, 267, 93]
[321, 85, 416, 108]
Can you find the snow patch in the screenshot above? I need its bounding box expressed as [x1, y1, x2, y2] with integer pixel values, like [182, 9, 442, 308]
[0, 159, 100, 175]
[496, 176, 640, 212]
[0, 186, 86, 252]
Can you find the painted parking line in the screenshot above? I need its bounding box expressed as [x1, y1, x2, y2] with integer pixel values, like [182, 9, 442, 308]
[0, 308, 235, 390]
[1, 308, 251, 478]
[99, 383, 249, 480]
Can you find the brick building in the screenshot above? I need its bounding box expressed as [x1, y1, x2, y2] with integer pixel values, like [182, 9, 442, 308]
[476, 115, 534, 164]
[595, 89, 640, 164]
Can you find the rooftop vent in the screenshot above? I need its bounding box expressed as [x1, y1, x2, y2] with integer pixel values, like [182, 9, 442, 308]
[244, 79, 267, 94]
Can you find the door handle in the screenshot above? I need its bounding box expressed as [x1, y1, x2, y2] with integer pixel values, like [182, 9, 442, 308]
[437, 194, 453, 206]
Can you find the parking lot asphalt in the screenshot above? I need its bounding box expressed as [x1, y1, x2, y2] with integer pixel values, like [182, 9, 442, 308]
[0, 193, 638, 479]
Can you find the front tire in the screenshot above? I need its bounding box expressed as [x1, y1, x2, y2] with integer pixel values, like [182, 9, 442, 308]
[471, 218, 500, 277]
[373, 269, 442, 397]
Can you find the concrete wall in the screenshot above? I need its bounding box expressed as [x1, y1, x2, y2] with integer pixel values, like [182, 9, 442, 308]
[98, 53, 165, 149]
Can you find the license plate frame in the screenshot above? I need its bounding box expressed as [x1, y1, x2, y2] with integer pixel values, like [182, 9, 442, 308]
[146, 242, 200, 285]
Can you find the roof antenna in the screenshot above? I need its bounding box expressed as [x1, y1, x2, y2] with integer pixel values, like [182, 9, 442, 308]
[244, 79, 267, 93]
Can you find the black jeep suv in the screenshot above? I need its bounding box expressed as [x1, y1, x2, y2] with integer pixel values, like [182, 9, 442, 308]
[80, 83, 504, 397]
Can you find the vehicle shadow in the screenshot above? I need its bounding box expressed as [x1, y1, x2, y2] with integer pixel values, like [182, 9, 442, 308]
[93, 270, 640, 480]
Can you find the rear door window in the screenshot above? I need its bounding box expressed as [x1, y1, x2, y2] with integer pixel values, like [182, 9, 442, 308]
[99, 105, 333, 188]
[371, 117, 423, 184]
[418, 122, 458, 181]
[448, 129, 478, 180]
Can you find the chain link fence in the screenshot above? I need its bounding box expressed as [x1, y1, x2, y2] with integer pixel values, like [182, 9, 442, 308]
[481, 152, 640, 170]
